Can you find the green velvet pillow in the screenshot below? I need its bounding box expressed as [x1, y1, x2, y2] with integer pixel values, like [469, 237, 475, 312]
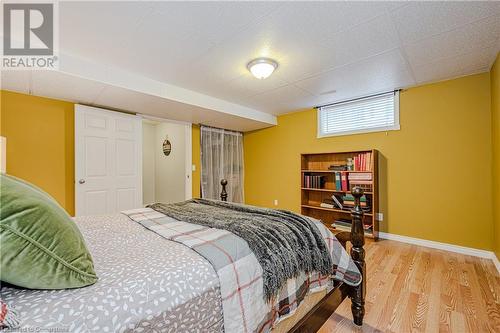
[0, 174, 97, 289]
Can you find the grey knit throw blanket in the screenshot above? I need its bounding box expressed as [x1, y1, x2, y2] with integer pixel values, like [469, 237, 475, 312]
[148, 199, 333, 300]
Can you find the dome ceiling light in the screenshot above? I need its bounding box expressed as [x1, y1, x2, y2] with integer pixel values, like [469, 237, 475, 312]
[247, 58, 278, 79]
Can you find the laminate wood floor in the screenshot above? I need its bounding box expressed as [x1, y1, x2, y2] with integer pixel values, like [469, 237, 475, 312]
[319, 239, 500, 333]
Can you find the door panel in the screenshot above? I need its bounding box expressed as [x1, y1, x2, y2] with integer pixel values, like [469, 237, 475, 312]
[85, 137, 107, 176]
[85, 190, 108, 215]
[116, 188, 136, 212]
[116, 139, 135, 176]
[75, 105, 142, 216]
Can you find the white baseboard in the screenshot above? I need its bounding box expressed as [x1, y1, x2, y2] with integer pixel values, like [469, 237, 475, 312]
[377, 231, 500, 274]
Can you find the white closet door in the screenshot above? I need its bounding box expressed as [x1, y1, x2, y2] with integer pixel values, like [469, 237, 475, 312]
[75, 105, 142, 216]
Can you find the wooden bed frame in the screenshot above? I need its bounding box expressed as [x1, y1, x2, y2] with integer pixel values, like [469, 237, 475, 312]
[219, 179, 366, 332]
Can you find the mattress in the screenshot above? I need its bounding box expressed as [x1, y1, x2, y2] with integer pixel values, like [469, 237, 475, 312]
[0, 214, 224, 332]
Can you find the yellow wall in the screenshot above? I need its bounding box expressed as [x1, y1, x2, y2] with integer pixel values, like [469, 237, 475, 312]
[244, 73, 493, 250]
[492, 53, 500, 258]
[0, 90, 75, 215]
[192, 124, 201, 198]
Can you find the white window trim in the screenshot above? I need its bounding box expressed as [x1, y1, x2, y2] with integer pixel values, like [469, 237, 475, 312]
[317, 91, 400, 138]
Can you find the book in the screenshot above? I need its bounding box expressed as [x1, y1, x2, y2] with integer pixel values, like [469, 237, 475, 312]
[303, 175, 324, 189]
[320, 203, 335, 209]
[342, 194, 367, 202]
[348, 172, 372, 180]
[334, 219, 352, 228]
[349, 180, 373, 185]
[343, 201, 368, 207]
[329, 165, 347, 171]
[335, 172, 342, 190]
[341, 173, 348, 191]
[331, 195, 343, 209]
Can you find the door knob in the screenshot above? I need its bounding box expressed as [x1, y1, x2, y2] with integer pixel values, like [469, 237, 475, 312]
[78, 179, 86, 184]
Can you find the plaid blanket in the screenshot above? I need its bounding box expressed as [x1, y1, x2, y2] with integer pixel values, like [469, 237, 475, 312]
[122, 208, 361, 333]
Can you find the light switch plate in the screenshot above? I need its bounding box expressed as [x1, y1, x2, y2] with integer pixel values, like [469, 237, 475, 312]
[376, 213, 383, 221]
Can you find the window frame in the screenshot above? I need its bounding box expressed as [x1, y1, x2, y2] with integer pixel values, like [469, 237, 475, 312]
[317, 91, 400, 138]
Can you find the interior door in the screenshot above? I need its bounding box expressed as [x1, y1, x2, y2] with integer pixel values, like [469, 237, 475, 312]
[75, 104, 142, 216]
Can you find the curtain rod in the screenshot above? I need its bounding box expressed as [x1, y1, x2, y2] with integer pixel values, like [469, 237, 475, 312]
[199, 124, 243, 135]
[314, 89, 400, 109]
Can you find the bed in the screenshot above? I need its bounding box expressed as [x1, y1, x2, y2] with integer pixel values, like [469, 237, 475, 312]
[1, 181, 366, 332]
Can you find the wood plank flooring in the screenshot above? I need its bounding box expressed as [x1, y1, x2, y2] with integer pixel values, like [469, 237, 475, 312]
[319, 239, 500, 332]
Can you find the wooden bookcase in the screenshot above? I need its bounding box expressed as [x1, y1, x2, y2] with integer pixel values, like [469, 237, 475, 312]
[300, 149, 379, 239]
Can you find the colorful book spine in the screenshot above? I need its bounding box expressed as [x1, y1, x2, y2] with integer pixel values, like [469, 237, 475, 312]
[341, 173, 348, 191]
[335, 172, 341, 190]
[349, 152, 373, 172]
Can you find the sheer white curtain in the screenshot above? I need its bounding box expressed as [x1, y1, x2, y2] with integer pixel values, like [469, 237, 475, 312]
[201, 126, 244, 203]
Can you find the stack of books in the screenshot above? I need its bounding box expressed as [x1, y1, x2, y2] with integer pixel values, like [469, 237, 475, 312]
[333, 219, 352, 228]
[332, 219, 373, 232]
[342, 194, 368, 208]
[351, 152, 373, 171]
[320, 195, 344, 209]
[328, 164, 347, 171]
[348, 172, 373, 192]
[304, 175, 324, 188]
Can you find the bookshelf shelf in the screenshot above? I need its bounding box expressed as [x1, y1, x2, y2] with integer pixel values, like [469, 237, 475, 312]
[301, 188, 373, 195]
[331, 224, 374, 238]
[301, 149, 379, 240]
[301, 204, 373, 216]
[302, 170, 374, 173]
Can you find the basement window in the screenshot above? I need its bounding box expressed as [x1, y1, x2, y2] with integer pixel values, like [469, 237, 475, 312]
[317, 91, 400, 137]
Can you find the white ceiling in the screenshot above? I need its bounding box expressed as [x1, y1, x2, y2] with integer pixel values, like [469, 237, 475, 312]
[2, 1, 500, 130]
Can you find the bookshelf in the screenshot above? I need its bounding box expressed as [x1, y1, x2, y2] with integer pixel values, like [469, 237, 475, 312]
[300, 150, 379, 239]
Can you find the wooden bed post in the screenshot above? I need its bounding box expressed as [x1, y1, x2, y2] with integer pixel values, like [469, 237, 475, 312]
[350, 187, 366, 326]
[220, 179, 228, 201]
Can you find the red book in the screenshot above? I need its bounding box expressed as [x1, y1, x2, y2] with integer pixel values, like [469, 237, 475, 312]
[341, 173, 348, 191]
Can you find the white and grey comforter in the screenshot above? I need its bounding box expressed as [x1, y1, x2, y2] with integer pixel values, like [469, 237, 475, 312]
[0, 214, 224, 332]
[124, 204, 361, 333]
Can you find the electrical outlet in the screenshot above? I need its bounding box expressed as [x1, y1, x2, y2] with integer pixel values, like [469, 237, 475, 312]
[376, 213, 384, 221]
[192, 164, 196, 171]
[273, 199, 279, 206]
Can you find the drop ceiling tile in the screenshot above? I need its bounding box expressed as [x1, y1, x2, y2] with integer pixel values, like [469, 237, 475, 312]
[31, 71, 106, 104]
[0, 70, 31, 94]
[313, 14, 401, 74]
[291, 1, 389, 42]
[391, 1, 500, 44]
[404, 14, 500, 67]
[245, 84, 315, 115]
[117, 2, 280, 84]
[222, 74, 289, 99]
[412, 45, 497, 84]
[60, 1, 155, 67]
[295, 49, 415, 100]
[460, 45, 499, 74]
[385, 1, 411, 12]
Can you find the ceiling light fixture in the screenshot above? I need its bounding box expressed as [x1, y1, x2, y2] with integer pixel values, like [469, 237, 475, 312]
[247, 58, 278, 79]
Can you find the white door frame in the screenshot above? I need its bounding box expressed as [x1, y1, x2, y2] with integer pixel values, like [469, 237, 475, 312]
[140, 114, 192, 200]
